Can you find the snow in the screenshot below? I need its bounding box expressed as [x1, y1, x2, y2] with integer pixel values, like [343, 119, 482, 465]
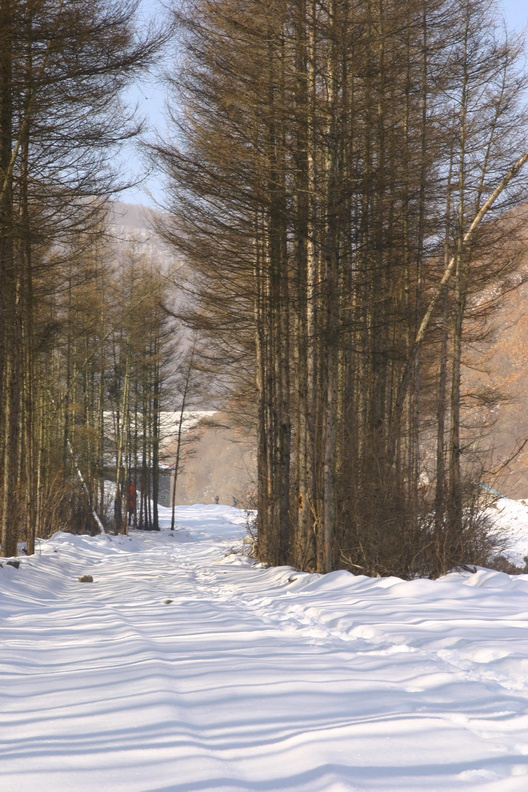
[488, 496, 528, 568]
[2, 502, 528, 791]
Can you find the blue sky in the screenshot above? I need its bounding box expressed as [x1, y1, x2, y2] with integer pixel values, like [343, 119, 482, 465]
[116, 0, 169, 208]
[119, 0, 528, 208]
[502, 0, 528, 29]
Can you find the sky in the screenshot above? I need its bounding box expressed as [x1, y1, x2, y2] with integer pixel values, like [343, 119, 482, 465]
[502, 0, 528, 29]
[119, 0, 528, 209]
[117, 0, 172, 209]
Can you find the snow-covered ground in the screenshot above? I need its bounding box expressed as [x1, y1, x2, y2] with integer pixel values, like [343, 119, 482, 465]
[2, 501, 528, 791]
[489, 496, 528, 568]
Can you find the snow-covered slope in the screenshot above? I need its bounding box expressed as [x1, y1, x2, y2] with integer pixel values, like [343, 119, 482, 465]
[489, 496, 528, 567]
[2, 504, 528, 791]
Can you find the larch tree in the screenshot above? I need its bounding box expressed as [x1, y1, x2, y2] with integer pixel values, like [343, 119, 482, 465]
[0, 0, 166, 555]
[158, 0, 528, 577]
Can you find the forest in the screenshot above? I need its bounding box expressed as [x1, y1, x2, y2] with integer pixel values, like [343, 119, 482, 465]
[2, 0, 528, 579]
[0, 0, 178, 556]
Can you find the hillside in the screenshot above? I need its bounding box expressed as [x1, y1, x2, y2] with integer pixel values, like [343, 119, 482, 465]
[466, 277, 528, 498]
[163, 413, 257, 507]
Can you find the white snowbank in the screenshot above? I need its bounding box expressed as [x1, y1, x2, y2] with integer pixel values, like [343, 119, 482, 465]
[488, 496, 528, 567]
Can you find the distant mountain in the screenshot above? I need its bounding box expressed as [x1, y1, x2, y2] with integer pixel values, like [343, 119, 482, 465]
[107, 200, 171, 257]
[108, 200, 160, 233]
[107, 199, 191, 316]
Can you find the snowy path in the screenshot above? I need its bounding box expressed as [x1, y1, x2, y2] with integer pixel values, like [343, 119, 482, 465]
[2, 505, 528, 791]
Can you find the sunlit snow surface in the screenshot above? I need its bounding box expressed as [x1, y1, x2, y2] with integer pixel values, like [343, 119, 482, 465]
[2, 502, 528, 791]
